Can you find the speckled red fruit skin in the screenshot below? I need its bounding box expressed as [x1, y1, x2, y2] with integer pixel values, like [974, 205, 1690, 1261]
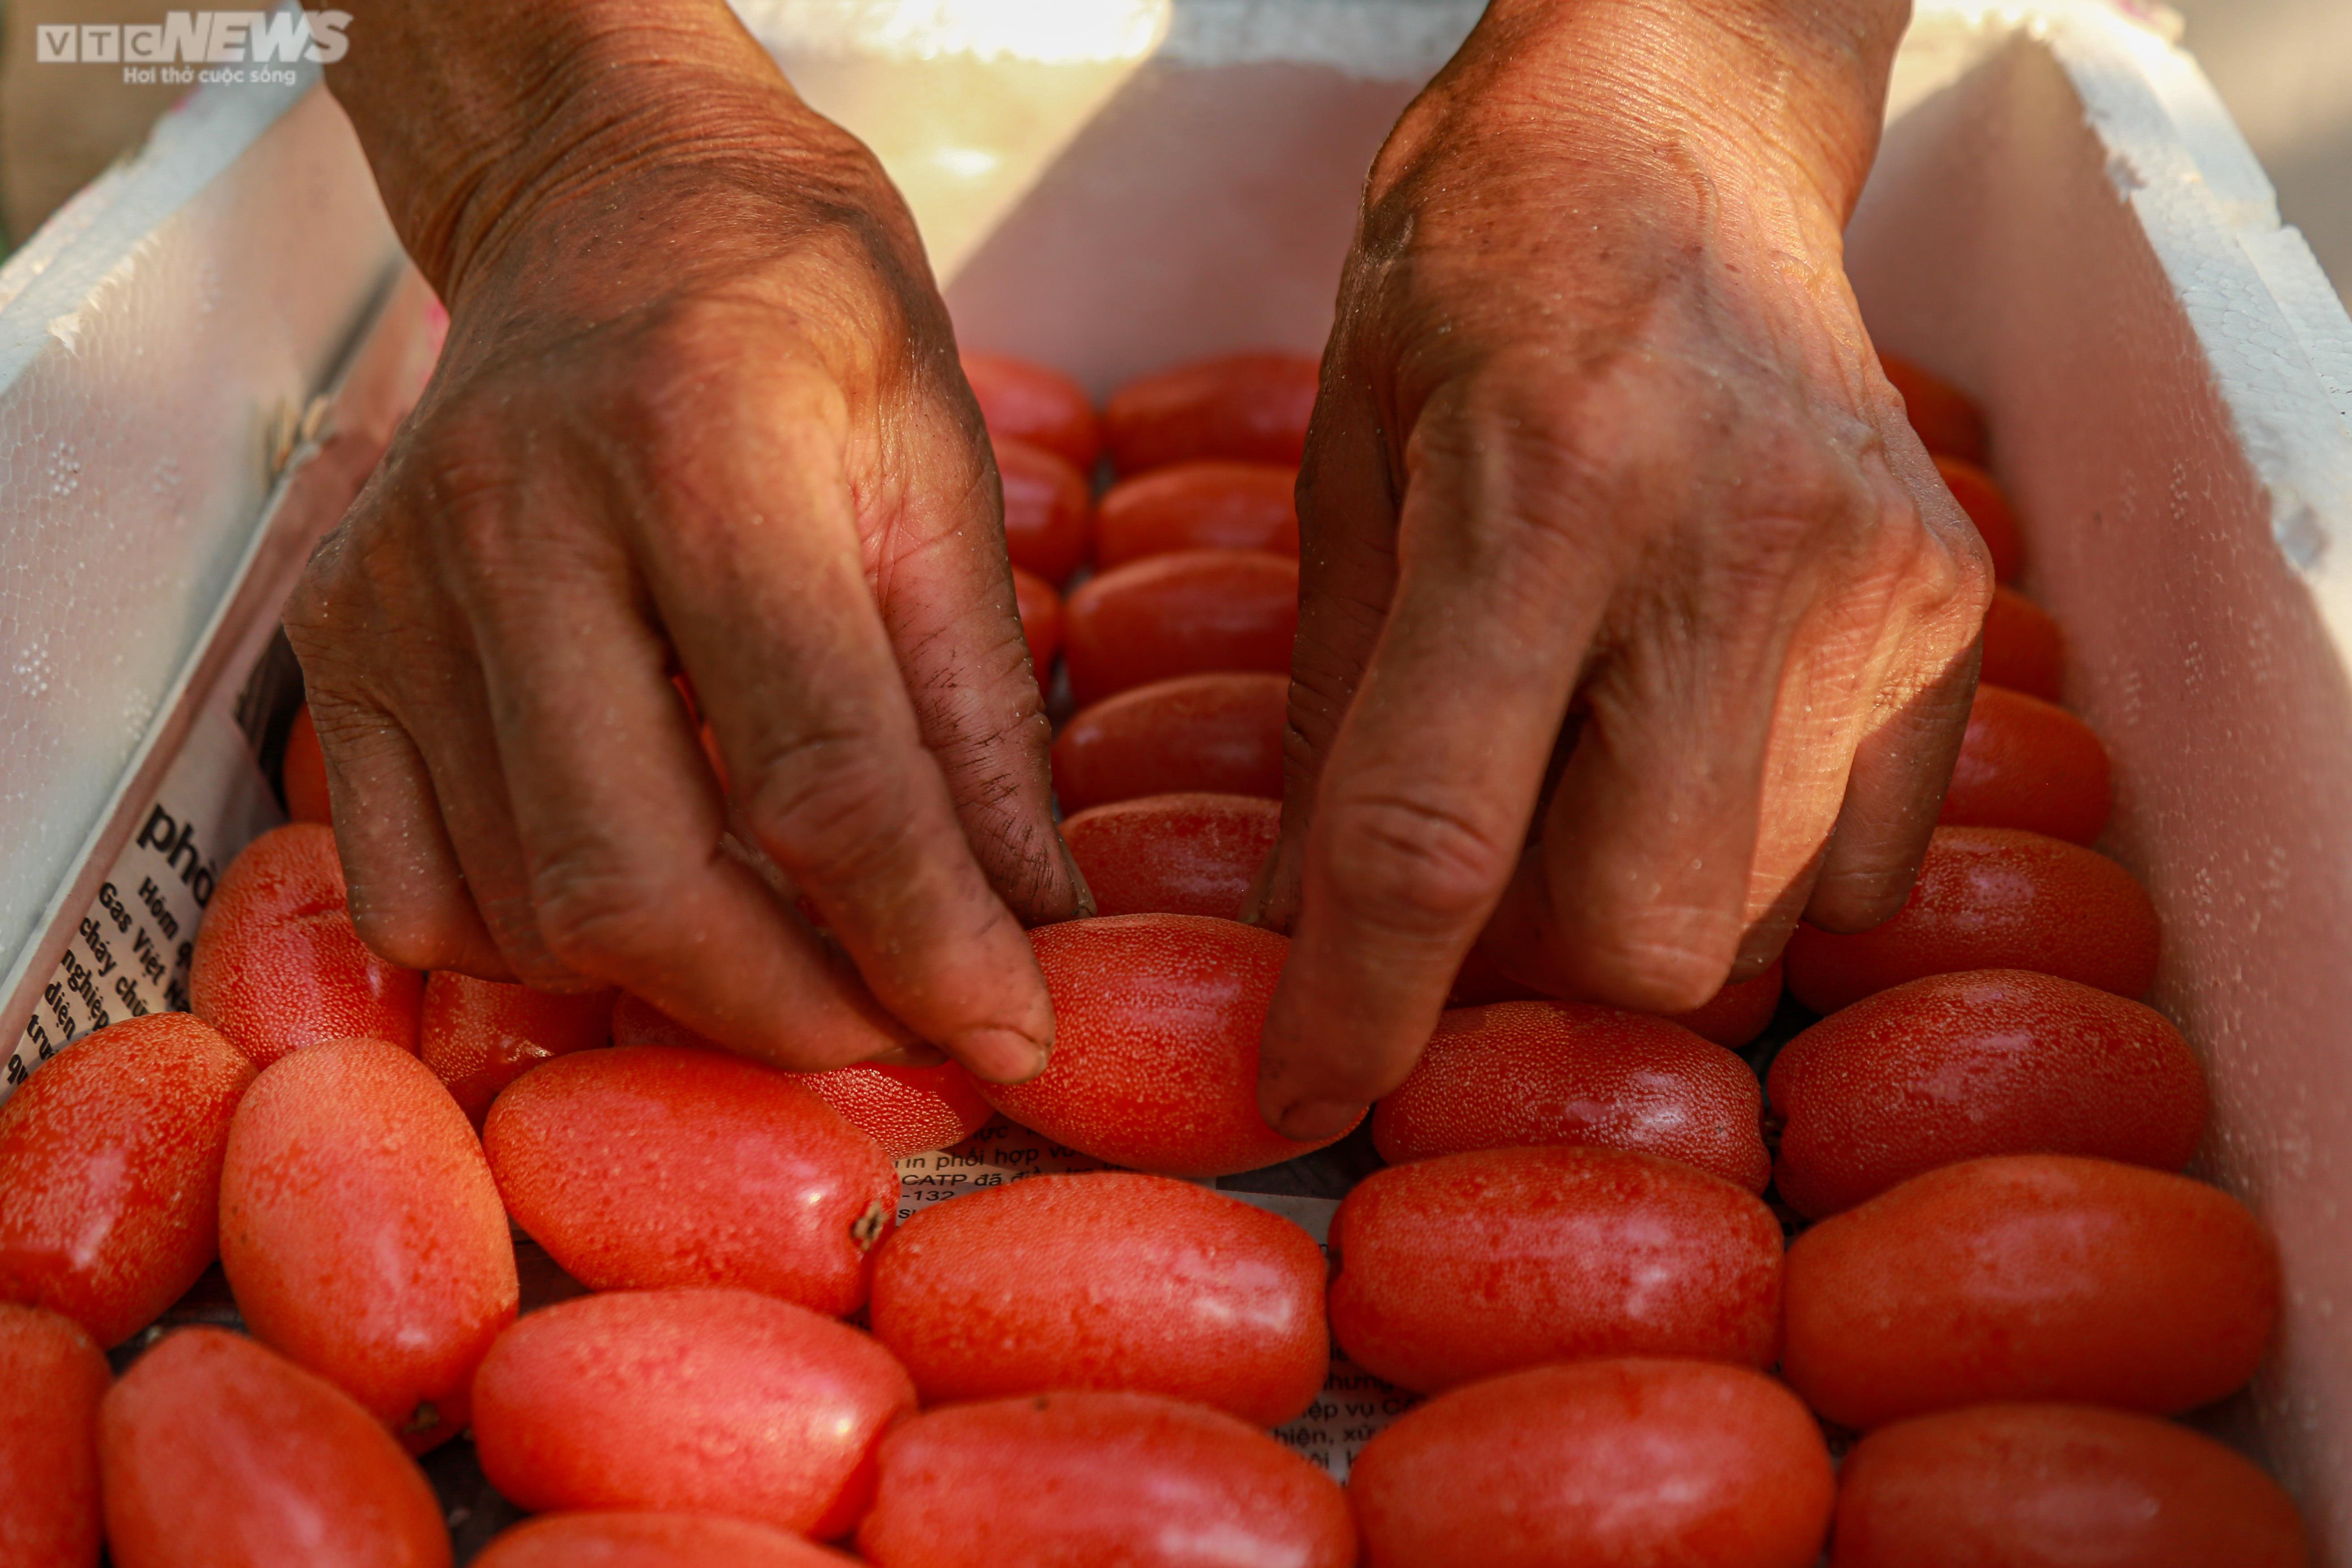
[1782, 1155, 2279, 1430]
[420, 972, 613, 1126]
[283, 704, 332, 824]
[997, 437, 1095, 584]
[473, 1512, 859, 1568]
[1052, 673, 1288, 812]
[1372, 1001, 1768, 1190]
[190, 823, 423, 1065]
[871, 1172, 1326, 1425]
[962, 352, 1102, 473]
[219, 1038, 515, 1452]
[1980, 586, 2064, 702]
[1062, 792, 1280, 919]
[1770, 970, 2206, 1218]
[1936, 455, 2022, 582]
[1096, 461, 1299, 569]
[1103, 352, 1320, 474]
[1881, 354, 1987, 466]
[485, 1045, 898, 1313]
[1013, 566, 1064, 671]
[858, 1389, 1355, 1568]
[1938, 686, 2112, 844]
[1663, 958, 1784, 1047]
[1350, 1359, 1834, 1568]
[1830, 1403, 2310, 1568]
[1331, 1146, 1782, 1393]
[1785, 827, 2159, 1013]
[0, 1305, 107, 1568]
[0, 1015, 252, 1349]
[100, 1328, 448, 1568]
[1062, 549, 1299, 707]
[984, 915, 1357, 1177]
[472, 1288, 915, 1540]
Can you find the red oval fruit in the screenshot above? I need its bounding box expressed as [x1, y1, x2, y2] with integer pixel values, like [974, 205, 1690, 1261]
[474, 1513, 858, 1568]
[1062, 549, 1298, 707]
[1372, 1001, 1768, 1190]
[871, 1172, 1326, 1424]
[0, 1014, 253, 1347]
[1350, 1359, 1834, 1568]
[190, 823, 423, 1065]
[100, 1328, 448, 1568]
[1061, 791, 1280, 919]
[985, 915, 1355, 1176]
[419, 971, 613, 1126]
[1784, 826, 2159, 1012]
[1663, 958, 1784, 1047]
[1980, 585, 2064, 702]
[1939, 685, 2111, 844]
[0, 1305, 107, 1568]
[485, 1045, 897, 1313]
[962, 352, 1101, 472]
[219, 1038, 516, 1452]
[1096, 461, 1299, 568]
[1881, 353, 1988, 466]
[1331, 1147, 1782, 1393]
[1104, 351, 1320, 473]
[1936, 455, 2022, 583]
[1013, 566, 1063, 672]
[1770, 969, 2206, 1217]
[1052, 672, 1287, 812]
[283, 703, 332, 825]
[471, 1288, 915, 1540]
[858, 1389, 1354, 1568]
[1782, 1155, 2279, 1429]
[997, 437, 1094, 584]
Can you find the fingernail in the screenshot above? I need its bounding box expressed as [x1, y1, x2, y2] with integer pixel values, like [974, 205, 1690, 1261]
[1276, 1098, 1366, 1143]
[954, 1025, 1051, 1085]
[1059, 834, 1097, 920]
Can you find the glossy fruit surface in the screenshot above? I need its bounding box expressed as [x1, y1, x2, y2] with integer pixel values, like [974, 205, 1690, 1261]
[1061, 791, 1280, 919]
[1881, 353, 1988, 465]
[1013, 566, 1064, 672]
[1782, 1155, 2279, 1429]
[997, 437, 1094, 584]
[858, 1389, 1355, 1568]
[1939, 685, 2112, 844]
[190, 823, 423, 1065]
[100, 1327, 448, 1568]
[1770, 969, 2206, 1217]
[871, 1172, 1326, 1424]
[0, 1014, 252, 1347]
[1372, 1001, 1768, 1190]
[485, 1045, 897, 1313]
[1936, 455, 2022, 582]
[1331, 1146, 1782, 1392]
[1830, 1403, 2309, 1568]
[472, 1288, 915, 1539]
[1062, 549, 1298, 707]
[1785, 827, 2159, 1012]
[1662, 958, 1784, 1047]
[220, 1038, 516, 1452]
[419, 972, 613, 1126]
[1104, 351, 1320, 473]
[962, 352, 1101, 472]
[1980, 585, 2064, 701]
[0, 1304, 107, 1568]
[1052, 672, 1287, 812]
[1350, 1358, 1834, 1568]
[983, 915, 1356, 1176]
[283, 703, 332, 824]
[1096, 460, 1299, 567]
[473, 1513, 858, 1568]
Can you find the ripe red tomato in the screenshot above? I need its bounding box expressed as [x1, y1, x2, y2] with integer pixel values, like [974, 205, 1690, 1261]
[996, 436, 1094, 584]
[1935, 455, 2022, 583]
[871, 1172, 1326, 1425]
[1060, 791, 1280, 918]
[1052, 672, 1287, 812]
[1371, 1001, 1769, 1190]
[485, 1045, 898, 1312]
[1770, 969, 2206, 1217]
[1880, 353, 1988, 466]
[474, 1513, 858, 1568]
[1062, 549, 1299, 707]
[1782, 1154, 2278, 1429]
[1664, 958, 1784, 1047]
[1330, 1147, 1782, 1392]
[471, 1287, 915, 1540]
[0, 1305, 107, 1568]
[1096, 460, 1299, 568]
[419, 972, 613, 1126]
[1830, 1403, 2309, 1568]
[1349, 1359, 1834, 1568]
[190, 823, 423, 1065]
[1939, 684, 2111, 844]
[962, 352, 1102, 472]
[1784, 826, 2159, 1012]
[985, 915, 1356, 1176]
[1104, 351, 1321, 473]
[0, 1014, 252, 1347]
[219, 1038, 516, 1452]
[1980, 585, 2064, 701]
[283, 703, 332, 825]
[857, 1389, 1355, 1568]
[1012, 566, 1063, 672]
[100, 1327, 448, 1568]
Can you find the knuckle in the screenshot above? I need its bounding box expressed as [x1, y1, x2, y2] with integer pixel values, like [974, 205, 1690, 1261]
[530, 847, 683, 975]
[1319, 788, 1515, 935]
[738, 731, 920, 888]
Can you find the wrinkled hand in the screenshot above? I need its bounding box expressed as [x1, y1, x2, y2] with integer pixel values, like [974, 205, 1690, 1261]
[1251, 0, 1989, 1136]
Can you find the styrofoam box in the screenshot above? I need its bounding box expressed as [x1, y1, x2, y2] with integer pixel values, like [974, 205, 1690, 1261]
[2, 0, 2350, 1555]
